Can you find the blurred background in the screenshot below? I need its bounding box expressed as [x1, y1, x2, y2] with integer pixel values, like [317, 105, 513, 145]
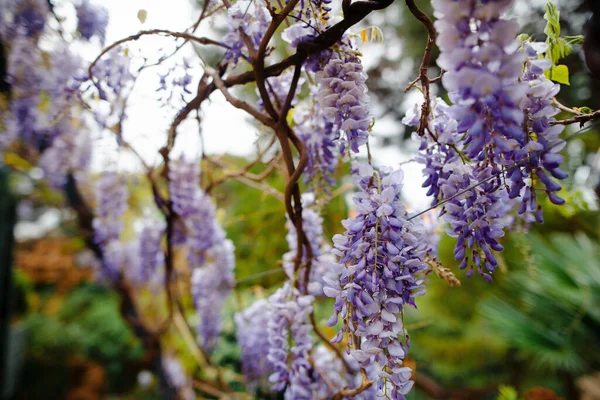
[2, 0, 600, 399]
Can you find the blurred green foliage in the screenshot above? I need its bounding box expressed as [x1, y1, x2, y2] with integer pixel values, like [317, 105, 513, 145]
[403, 195, 600, 397]
[18, 284, 144, 398]
[482, 233, 600, 375]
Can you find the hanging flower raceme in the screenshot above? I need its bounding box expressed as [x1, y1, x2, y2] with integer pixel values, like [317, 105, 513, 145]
[93, 172, 129, 245]
[401, 0, 570, 280]
[294, 87, 339, 192]
[1, 0, 49, 38]
[75, 0, 109, 44]
[222, 0, 271, 65]
[2, 32, 89, 185]
[405, 97, 508, 280]
[162, 355, 195, 400]
[133, 221, 166, 284]
[168, 158, 235, 352]
[90, 50, 135, 101]
[434, 0, 528, 163]
[507, 41, 568, 220]
[324, 162, 427, 399]
[267, 283, 315, 399]
[168, 158, 225, 266]
[91, 172, 130, 280]
[235, 299, 273, 393]
[191, 239, 235, 353]
[316, 55, 372, 153]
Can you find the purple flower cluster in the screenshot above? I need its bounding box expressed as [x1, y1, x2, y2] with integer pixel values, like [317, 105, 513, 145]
[294, 87, 338, 192]
[1, 1, 100, 191]
[191, 237, 234, 351]
[405, 97, 509, 280]
[401, 1, 568, 281]
[134, 221, 165, 284]
[162, 354, 196, 400]
[2, 32, 88, 181]
[167, 158, 235, 351]
[90, 172, 130, 282]
[168, 159, 235, 352]
[281, 21, 333, 72]
[324, 162, 427, 399]
[316, 56, 371, 153]
[101, 240, 139, 282]
[267, 283, 315, 398]
[234, 299, 273, 392]
[191, 256, 232, 352]
[222, 0, 271, 65]
[91, 51, 135, 101]
[92, 172, 129, 246]
[76, 0, 109, 44]
[169, 159, 235, 352]
[162, 355, 188, 389]
[507, 41, 567, 219]
[168, 158, 225, 267]
[2, 0, 48, 38]
[442, 163, 507, 280]
[435, 0, 528, 162]
[157, 58, 196, 107]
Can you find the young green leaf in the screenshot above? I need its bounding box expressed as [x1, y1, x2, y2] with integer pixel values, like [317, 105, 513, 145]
[545, 64, 570, 85]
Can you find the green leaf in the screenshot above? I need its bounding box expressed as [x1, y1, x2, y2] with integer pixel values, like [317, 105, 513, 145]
[497, 385, 519, 400]
[577, 106, 595, 114]
[545, 64, 570, 85]
[543, 2, 561, 42]
[566, 35, 585, 45]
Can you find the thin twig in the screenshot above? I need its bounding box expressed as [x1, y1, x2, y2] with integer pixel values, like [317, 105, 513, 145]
[88, 29, 228, 84]
[551, 109, 600, 126]
[404, 0, 437, 138]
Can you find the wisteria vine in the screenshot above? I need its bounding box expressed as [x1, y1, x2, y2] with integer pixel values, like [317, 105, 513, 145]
[1, 0, 599, 398]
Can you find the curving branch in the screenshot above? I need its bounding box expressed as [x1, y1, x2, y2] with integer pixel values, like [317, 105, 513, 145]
[404, 0, 438, 138]
[551, 109, 600, 126]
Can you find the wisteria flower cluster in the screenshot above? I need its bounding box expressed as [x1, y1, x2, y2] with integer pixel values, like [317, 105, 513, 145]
[405, 97, 508, 280]
[191, 239, 236, 352]
[168, 158, 226, 267]
[92, 172, 129, 280]
[267, 282, 316, 399]
[76, 0, 109, 44]
[294, 87, 339, 192]
[317, 56, 372, 153]
[402, 0, 568, 280]
[1, 0, 49, 38]
[222, 0, 271, 65]
[234, 299, 273, 393]
[168, 158, 235, 351]
[325, 162, 427, 399]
